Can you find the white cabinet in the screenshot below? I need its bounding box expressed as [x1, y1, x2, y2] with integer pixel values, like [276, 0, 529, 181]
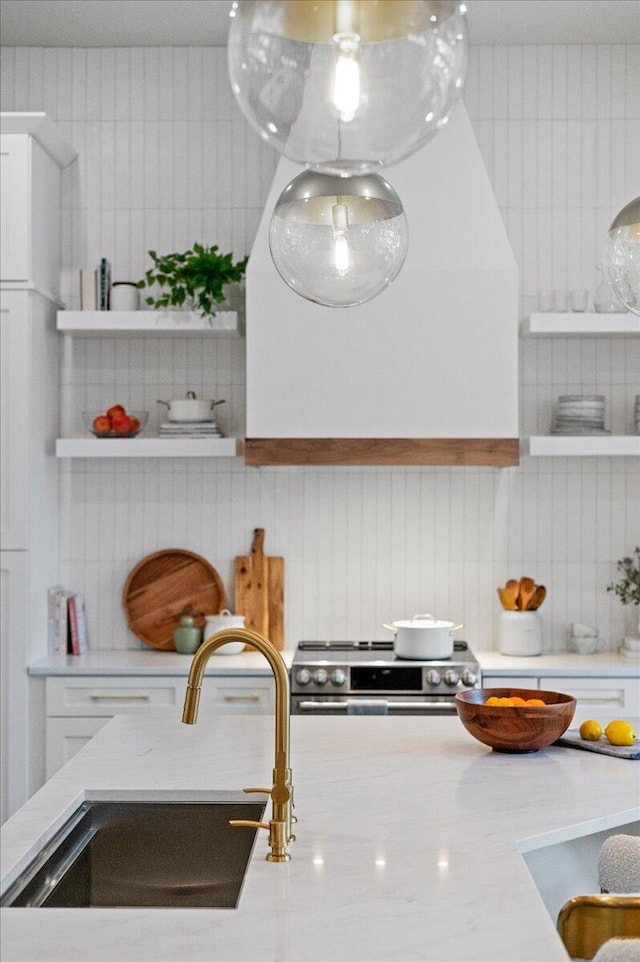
[0, 291, 59, 551]
[0, 114, 74, 821]
[0, 551, 28, 824]
[0, 115, 75, 299]
[44, 674, 276, 778]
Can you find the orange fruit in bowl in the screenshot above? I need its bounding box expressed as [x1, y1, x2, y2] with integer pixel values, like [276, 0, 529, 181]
[525, 698, 546, 707]
[510, 696, 527, 706]
[484, 696, 501, 706]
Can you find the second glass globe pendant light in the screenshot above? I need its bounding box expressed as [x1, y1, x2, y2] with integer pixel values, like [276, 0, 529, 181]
[269, 168, 409, 307]
[228, 1, 468, 307]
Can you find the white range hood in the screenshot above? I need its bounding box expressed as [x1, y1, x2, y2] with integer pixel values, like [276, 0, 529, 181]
[245, 102, 519, 467]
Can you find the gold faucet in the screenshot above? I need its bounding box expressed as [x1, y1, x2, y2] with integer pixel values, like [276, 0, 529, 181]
[182, 627, 295, 862]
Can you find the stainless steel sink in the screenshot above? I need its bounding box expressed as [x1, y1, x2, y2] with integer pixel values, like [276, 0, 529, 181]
[1, 799, 266, 909]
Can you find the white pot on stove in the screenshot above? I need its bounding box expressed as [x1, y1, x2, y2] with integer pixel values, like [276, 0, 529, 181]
[383, 614, 463, 660]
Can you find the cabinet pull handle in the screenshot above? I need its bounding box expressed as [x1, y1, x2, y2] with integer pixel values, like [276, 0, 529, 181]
[223, 694, 261, 702]
[89, 693, 151, 701]
[578, 694, 625, 705]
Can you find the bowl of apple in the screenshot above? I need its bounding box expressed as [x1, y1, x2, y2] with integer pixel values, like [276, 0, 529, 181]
[84, 406, 149, 438]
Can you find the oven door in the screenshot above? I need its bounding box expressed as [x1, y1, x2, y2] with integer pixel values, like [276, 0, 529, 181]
[290, 695, 458, 715]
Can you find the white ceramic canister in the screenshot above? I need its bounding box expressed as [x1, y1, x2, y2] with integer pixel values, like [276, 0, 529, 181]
[498, 610, 542, 657]
[109, 281, 140, 311]
[203, 610, 246, 655]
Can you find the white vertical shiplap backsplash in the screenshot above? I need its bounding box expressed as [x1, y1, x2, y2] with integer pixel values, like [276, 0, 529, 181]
[2, 44, 639, 652]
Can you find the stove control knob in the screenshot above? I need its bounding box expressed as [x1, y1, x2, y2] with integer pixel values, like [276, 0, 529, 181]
[313, 668, 329, 686]
[296, 668, 312, 686]
[426, 669, 441, 686]
[461, 669, 478, 688]
[444, 669, 460, 687]
[330, 669, 347, 687]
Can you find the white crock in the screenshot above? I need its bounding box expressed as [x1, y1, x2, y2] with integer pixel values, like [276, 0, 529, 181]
[498, 610, 542, 657]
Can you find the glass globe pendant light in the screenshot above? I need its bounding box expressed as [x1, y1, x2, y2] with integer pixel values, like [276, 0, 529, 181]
[228, 0, 468, 174]
[605, 196, 640, 317]
[269, 168, 408, 307]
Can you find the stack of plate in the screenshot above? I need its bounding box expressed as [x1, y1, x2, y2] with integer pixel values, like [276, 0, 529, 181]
[551, 395, 610, 435]
[159, 421, 224, 438]
[635, 395, 640, 435]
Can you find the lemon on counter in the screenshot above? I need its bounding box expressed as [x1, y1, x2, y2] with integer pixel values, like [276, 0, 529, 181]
[604, 720, 636, 746]
[579, 719, 602, 741]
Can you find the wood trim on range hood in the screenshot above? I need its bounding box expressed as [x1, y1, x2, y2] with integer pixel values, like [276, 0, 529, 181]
[244, 438, 520, 468]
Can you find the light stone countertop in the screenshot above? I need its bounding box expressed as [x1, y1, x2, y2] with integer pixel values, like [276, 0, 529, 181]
[29, 648, 295, 675]
[29, 648, 639, 677]
[2, 712, 639, 962]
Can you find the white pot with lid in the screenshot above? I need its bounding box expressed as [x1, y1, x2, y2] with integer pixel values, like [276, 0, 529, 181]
[157, 391, 225, 422]
[204, 610, 246, 655]
[383, 613, 463, 660]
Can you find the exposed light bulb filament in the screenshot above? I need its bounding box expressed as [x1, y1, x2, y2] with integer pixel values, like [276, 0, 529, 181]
[332, 199, 350, 276]
[332, 32, 360, 123]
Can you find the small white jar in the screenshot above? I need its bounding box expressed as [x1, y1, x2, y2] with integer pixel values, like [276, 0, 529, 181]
[498, 610, 542, 657]
[203, 610, 246, 654]
[109, 282, 140, 311]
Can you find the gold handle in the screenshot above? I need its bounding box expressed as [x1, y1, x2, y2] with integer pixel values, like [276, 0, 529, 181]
[223, 694, 261, 702]
[243, 787, 272, 794]
[229, 819, 270, 830]
[90, 693, 151, 701]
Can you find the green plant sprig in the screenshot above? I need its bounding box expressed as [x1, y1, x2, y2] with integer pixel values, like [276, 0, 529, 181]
[607, 547, 640, 606]
[137, 243, 248, 318]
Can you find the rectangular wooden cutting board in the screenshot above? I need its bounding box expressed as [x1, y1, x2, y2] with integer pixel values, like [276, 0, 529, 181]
[234, 529, 284, 650]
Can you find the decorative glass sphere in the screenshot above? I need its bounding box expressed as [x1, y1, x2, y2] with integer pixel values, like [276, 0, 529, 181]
[605, 197, 640, 317]
[269, 168, 408, 307]
[228, 0, 468, 174]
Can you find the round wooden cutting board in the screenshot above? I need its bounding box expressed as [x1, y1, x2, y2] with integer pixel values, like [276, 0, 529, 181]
[122, 549, 226, 650]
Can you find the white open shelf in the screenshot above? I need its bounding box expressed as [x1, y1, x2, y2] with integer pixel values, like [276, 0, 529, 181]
[525, 435, 640, 457]
[57, 310, 241, 336]
[56, 437, 242, 458]
[522, 313, 638, 337]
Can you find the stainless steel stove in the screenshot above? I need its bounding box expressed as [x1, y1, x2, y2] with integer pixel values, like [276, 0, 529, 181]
[290, 640, 481, 715]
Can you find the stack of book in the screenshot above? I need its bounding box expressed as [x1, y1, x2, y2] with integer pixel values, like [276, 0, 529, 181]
[47, 587, 88, 655]
[158, 421, 225, 438]
[80, 258, 112, 310]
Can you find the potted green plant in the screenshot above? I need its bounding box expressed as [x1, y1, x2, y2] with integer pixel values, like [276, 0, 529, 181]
[137, 243, 248, 317]
[607, 547, 640, 649]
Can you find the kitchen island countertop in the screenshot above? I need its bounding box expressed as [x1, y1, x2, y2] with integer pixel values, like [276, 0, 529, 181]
[2, 712, 639, 962]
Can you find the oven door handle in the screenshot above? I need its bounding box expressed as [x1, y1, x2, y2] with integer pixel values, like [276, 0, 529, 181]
[296, 700, 458, 713]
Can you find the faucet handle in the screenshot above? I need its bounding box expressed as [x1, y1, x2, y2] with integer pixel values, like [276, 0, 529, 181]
[229, 818, 270, 831]
[243, 787, 272, 794]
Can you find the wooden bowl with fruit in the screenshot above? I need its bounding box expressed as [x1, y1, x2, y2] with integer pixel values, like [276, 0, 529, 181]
[84, 405, 149, 438]
[455, 687, 576, 753]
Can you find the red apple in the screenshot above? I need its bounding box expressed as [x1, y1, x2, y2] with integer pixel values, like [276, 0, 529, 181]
[127, 415, 140, 432]
[106, 404, 126, 419]
[112, 413, 136, 435]
[92, 415, 112, 436]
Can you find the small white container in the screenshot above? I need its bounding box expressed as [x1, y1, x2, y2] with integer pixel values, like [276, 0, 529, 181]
[109, 282, 140, 311]
[498, 610, 542, 657]
[203, 610, 246, 655]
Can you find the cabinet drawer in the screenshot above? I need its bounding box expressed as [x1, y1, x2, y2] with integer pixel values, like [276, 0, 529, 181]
[200, 677, 275, 714]
[539, 676, 640, 722]
[46, 677, 182, 716]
